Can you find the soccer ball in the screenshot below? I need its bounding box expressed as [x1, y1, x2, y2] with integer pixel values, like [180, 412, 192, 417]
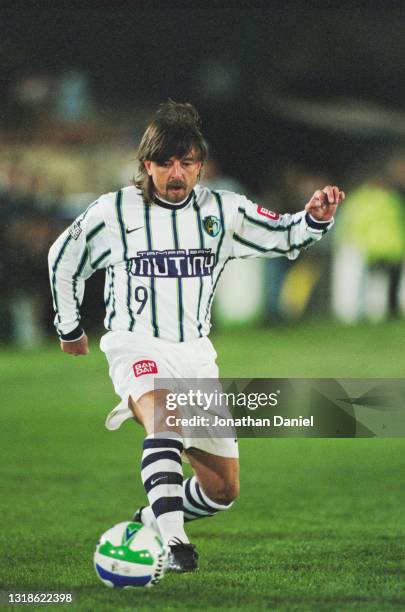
[94, 521, 167, 588]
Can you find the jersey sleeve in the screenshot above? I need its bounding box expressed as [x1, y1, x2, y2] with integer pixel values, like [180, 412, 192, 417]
[48, 199, 111, 339]
[231, 196, 334, 260]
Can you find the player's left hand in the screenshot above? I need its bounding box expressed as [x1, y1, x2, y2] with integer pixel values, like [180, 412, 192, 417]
[305, 185, 345, 222]
[60, 334, 89, 356]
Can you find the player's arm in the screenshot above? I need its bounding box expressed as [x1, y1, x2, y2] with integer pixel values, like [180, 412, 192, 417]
[232, 185, 345, 260]
[48, 199, 111, 356]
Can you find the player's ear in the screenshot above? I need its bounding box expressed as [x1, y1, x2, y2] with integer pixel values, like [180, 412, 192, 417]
[144, 160, 152, 176]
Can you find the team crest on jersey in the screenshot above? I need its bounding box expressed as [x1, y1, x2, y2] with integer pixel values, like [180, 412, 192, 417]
[133, 360, 158, 377]
[203, 215, 221, 237]
[257, 206, 280, 220]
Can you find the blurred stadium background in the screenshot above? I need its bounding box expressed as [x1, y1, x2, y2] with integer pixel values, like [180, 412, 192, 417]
[1, 4, 405, 609]
[2, 5, 405, 342]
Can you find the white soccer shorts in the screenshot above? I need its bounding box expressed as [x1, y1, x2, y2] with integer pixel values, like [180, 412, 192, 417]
[100, 331, 239, 459]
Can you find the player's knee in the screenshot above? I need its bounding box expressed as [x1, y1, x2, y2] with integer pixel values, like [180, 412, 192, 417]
[224, 480, 240, 505]
[210, 480, 239, 506]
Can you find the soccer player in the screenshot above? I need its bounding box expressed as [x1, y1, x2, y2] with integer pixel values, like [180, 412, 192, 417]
[48, 101, 345, 572]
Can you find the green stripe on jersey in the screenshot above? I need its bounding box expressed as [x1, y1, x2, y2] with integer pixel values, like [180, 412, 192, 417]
[84, 222, 105, 267]
[193, 193, 205, 337]
[72, 247, 89, 317]
[204, 256, 234, 322]
[202, 191, 227, 324]
[171, 208, 184, 342]
[115, 190, 135, 331]
[233, 232, 315, 254]
[51, 234, 73, 327]
[115, 190, 127, 259]
[107, 266, 116, 328]
[75, 248, 89, 276]
[212, 191, 225, 266]
[86, 221, 106, 242]
[91, 249, 111, 269]
[144, 203, 159, 337]
[104, 266, 112, 307]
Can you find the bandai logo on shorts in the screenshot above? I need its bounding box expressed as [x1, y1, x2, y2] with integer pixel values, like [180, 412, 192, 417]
[203, 215, 221, 237]
[257, 206, 280, 220]
[133, 360, 158, 377]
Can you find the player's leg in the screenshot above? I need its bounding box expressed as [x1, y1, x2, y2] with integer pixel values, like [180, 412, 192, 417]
[130, 390, 199, 572]
[182, 448, 239, 523]
[100, 333, 198, 571]
[131, 389, 186, 544]
[137, 446, 239, 527]
[178, 336, 239, 521]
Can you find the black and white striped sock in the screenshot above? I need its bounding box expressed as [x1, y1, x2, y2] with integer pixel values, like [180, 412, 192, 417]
[141, 432, 188, 545]
[183, 475, 234, 522]
[139, 474, 234, 532]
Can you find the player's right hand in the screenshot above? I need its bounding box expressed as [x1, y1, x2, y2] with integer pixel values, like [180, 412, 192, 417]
[60, 334, 89, 356]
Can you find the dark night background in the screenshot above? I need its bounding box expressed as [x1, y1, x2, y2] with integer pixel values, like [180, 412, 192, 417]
[1, 2, 405, 343]
[1, 3, 405, 192]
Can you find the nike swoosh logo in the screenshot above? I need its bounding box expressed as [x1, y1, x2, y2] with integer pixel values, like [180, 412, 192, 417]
[126, 226, 144, 234]
[151, 476, 167, 486]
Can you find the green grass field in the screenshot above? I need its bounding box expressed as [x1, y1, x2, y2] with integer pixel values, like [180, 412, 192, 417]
[1, 320, 405, 610]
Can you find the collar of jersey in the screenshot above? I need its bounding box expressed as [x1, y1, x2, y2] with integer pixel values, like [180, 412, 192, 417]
[153, 190, 195, 210]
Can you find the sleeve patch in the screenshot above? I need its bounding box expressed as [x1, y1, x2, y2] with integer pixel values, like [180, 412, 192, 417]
[68, 220, 82, 240]
[257, 206, 280, 220]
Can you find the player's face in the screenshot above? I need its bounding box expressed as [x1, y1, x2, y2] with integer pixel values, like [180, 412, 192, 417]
[144, 151, 202, 203]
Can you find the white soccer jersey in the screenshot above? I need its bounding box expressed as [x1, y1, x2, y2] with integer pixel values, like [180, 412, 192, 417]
[48, 184, 333, 342]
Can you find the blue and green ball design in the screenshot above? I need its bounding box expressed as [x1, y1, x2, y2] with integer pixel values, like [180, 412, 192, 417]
[94, 521, 167, 588]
